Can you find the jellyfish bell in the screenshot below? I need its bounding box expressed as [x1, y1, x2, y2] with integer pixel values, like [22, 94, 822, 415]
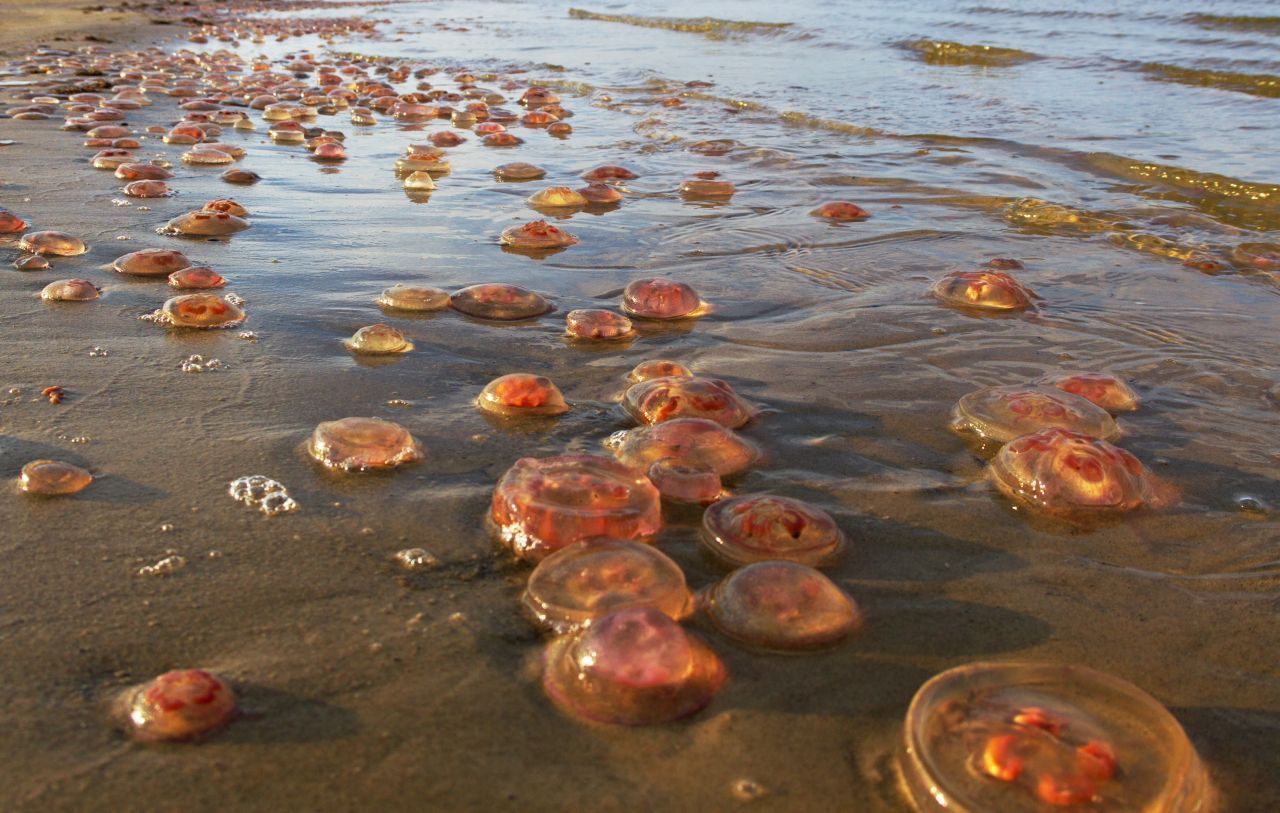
[565, 309, 634, 341]
[122, 180, 172, 198]
[932, 270, 1035, 312]
[450, 283, 553, 320]
[477, 373, 569, 417]
[18, 231, 87, 256]
[41, 278, 102, 301]
[701, 494, 848, 568]
[680, 178, 735, 198]
[811, 201, 870, 221]
[951, 385, 1119, 445]
[403, 171, 436, 191]
[629, 359, 692, 383]
[90, 149, 136, 170]
[528, 186, 588, 208]
[168, 266, 226, 289]
[499, 220, 579, 252]
[307, 416, 422, 471]
[221, 169, 261, 184]
[579, 183, 623, 204]
[1037, 372, 1140, 414]
[430, 131, 465, 147]
[202, 199, 249, 217]
[0, 209, 28, 234]
[343, 323, 413, 354]
[163, 210, 250, 237]
[376, 284, 449, 312]
[115, 162, 174, 181]
[120, 669, 236, 742]
[313, 142, 346, 161]
[182, 148, 234, 165]
[621, 278, 704, 320]
[622, 376, 754, 428]
[113, 248, 192, 277]
[160, 293, 246, 329]
[483, 133, 524, 147]
[496, 162, 545, 181]
[18, 459, 94, 495]
[700, 561, 862, 651]
[14, 255, 49, 271]
[608, 418, 758, 478]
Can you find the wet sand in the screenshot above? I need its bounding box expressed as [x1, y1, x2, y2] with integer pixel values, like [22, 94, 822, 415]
[1, 2, 1279, 812]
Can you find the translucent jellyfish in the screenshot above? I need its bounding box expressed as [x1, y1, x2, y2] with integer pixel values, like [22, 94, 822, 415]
[14, 255, 48, 271]
[395, 155, 451, 175]
[122, 180, 172, 198]
[528, 186, 588, 208]
[221, 169, 260, 184]
[450, 283, 552, 320]
[629, 359, 692, 383]
[18, 231, 87, 256]
[646, 460, 723, 505]
[496, 162, 546, 181]
[499, 220, 579, 251]
[18, 459, 93, 495]
[475, 122, 507, 136]
[581, 165, 638, 182]
[344, 324, 413, 354]
[0, 209, 27, 234]
[621, 278, 703, 320]
[182, 148, 234, 165]
[168, 266, 226, 289]
[951, 385, 1119, 444]
[608, 418, 758, 480]
[477, 373, 569, 417]
[985, 258, 1024, 270]
[41, 279, 102, 301]
[811, 202, 870, 221]
[900, 662, 1215, 813]
[376, 284, 450, 312]
[579, 183, 622, 204]
[523, 539, 692, 634]
[491, 454, 662, 561]
[989, 429, 1158, 517]
[314, 142, 346, 161]
[115, 163, 173, 181]
[90, 149, 135, 170]
[403, 171, 436, 191]
[932, 270, 1035, 312]
[680, 178, 736, 198]
[701, 561, 861, 651]
[430, 131, 465, 147]
[565, 309, 634, 341]
[543, 606, 724, 725]
[203, 199, 249, 217]
[308, 417, 422, 471]
[484, 133, 524, 147]
[121, 669, 236, 742]
[160, 294, 246, 329]
[203, 143, 246, 159]
[1037, 372, 1140, 414]
[113, 248, 192, 277]
[519, 87, 560, 107]
[548, 122, 573, 136]
[163, 210, 250, 237]
[1232, 242, 1280, 271]
[622, 376, 754, 428]
[521, 110, 558, 127]
[701, 495, 847, 568]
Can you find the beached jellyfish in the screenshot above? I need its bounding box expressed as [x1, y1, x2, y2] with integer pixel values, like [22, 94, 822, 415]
[547, 122, 573, 136]
[163, 210, 250, 237]
[491, 454, 662, 561]
[523, 539, 692, 634]
[403, 171, 436, 191]
[430, 131, 465, 147]
[811, 202, 870, 221]
[376, 284, 450, 312]
[182, 148, 234, 165]
[900, 662, 1215, 813]
[168, 266, 226, 289]
[221, 169, 260, 184]
[308, 417, 422, 472]
[565, 309, 634, 341]
[521, 111, 559, 127]
[701, 495, 847, 568]
[160, 293, 246, 329]
[115, 163, 174, 181]
[985, 258, 1024, 270]
[608, 418, 758, 477]
[1037, 372, 1140, 414]
[932, 270, 1035, 312]
[451, 283, 553, 320]
[542, 606, 725, 725]
[203, 143, 246, 160]
[91, 149, 135, 170]
[268, 122, 306, 143]
[41, 279, 101, 301]
[646, 460, 723, 505]
[1232, 242, 1280, 271]
[581, 165, 638, 182]
[0, 209, 27, 234]
[951, 385, 1119, 444]
[14, 255, 48, 271]
[122, 180, 172, 198]
[484, 133, 524, 147]
[499, 220, 579, 251]
[622, 376, 754, 428]
[989, 429, 1158, 517]
[122, 669, 236, 742]
[701, 561, 861, 651]
[18, 459, 93, 495]
[621, 278, 703, 320]
[202, 199, 249, 217]
[629, 359, 692, 382]
[113, 248, 192, 277]
[477, 373, 569, 417]
[496, 162, 546, 181]
[519, 87, 560, 107]
[314, 142, 346, 161]
[681, 178, 736, 198]
[344, 324, 413, 354]
[528, 186, 587, 208]
[18, 231, 87, 256]
[579, 183, 623, 204]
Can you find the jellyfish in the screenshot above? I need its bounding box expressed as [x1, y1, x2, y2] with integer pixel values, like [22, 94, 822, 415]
[491, 454, 662, 561]
[523, 539, 692, 634]
[160, 293, 246, 329]
[477, 373, 570, 417]
[701, 561, 861, 651]
[932, 270, 1035, 312]
[430, 131, 465, 147]
[395, 155, 451, 174]
[163, 210, 250, 237]
[121, 669, 236, 742]
[450, 283, 553, 320]
[113, 248, 192, 277]
[41, 279, 102, 301]
[122, 180, 172, 198]
[565, 309, 634, 341]
[542, 607, 725, 725]
[622, 376, 754, 428]
[1232, 242, 1280, 271]
[528, 186, 588, 208]
[579, 183, 623, 204]
[14, 254, 48, 270]
[403, 171, 436, 191]
[18, 231, 87, 257]
[182, 148, 234, 165]
[221, 169, 260, 184]
[680, 178, 735, 198]
[18, 459, 93, 495]
[202, 199, 249, 217]
[985, 258, 1024, 270]
[1037, 372, 1140, 414]
[951, 385, 1119, 444]
[519, 87, 560, 107]
[608, 418, 758, 478]
[90, 149, 136, 170]
[344, 324, 413, 354]
[621, 278, 703, 320]
[115, 163, 174, 181]
[547, 122, 573, 136]
[496, 163, 546, 181]
[629, 359, 692, 383]
[581, 165, 638, 182]
[376, 284, 450, 312]
[701, 494, 847, 568]
[499, 220, 579, 251]
[521, 111, 558, 127]
[475, 122, 506, 135]
[484, 133, 524, 147]
[645, 460, 724, 505]
[0, 209, 27, 234]
[811, 202, 870, 221]
[314, 142, 346, 161]
[308, 417, 422, 471]
[989, 429, 1159, 517]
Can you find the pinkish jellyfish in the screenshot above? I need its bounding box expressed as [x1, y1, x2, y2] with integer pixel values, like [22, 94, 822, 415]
[202, 199, 249, 217]
[475, 122, 506, 135]
[701, 561, 861, 651]
[41, 279, 102, 301]
[164, 210, 250, 237]
[484, 133, 525, 147]
[496, 162, 546, 181]
[621, 278, 703, 320]
[308, 417, 423, 471]
[989, 429, 1160, 517]
[951, 385, 1119, 444]
[1232, 242, 1280, 271]
[701, 495, 847, 568]
[608, 418, 758, 478]
[579, 183, 623, 204]
[811, 202, 871, 220]
[115, 163, 174, 181]
[500, 220, 579, 251]
[313, 142, 347, 161]
[168, 266, 226, 289]
[680, 178, 736, 198]
[344, 324, 413, 354]
[450, 283, 553, 320]
[18, 231, 87, 256]
[122, 669, 236, 742]
[519, 87, 560, 107]
[548, 122, 573, 136]
[160, 294, 246, 329]
[523, 539, 692, 634]
[565, 309, 635, 341]
[430, 131, 465, 147]
[377, 284, 450, 312]
[541, 607, 725, 725]
[629, 359, 692, 383]
[19, 459, 93, 495]
[1037, 372, 1139, 414]
[122, 180, 172, 198]
[932, 270, 1035, 312]
[646, 460, 724, 505]
[521, 110, 559, 127]
[14, 255, 49, 271]
[182, 148, 234, 165]
[113, 248, 192, 277]
[985, 258, 1024, 270]
[581, 165, 638, 182]
[0, 209, 27, 234]
[91, 149, 136, 170]
[221, 169, 260, 185]
[622, 376, 753, 428]
[478, 373, 570, 417]
[491, 454, 662, 561]
[528, 186, 588, 208]
[395, 155, 451, 174]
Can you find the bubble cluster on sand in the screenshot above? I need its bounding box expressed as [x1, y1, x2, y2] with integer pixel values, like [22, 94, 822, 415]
[138, 554, 188, 577]
[180, 354, 227, 373]
[228, 475, 299, 516]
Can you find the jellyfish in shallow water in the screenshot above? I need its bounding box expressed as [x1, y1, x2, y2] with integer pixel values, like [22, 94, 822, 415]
[91, 149, 135, 170]
[113, 248, 192, 277]
[164, 211, 250, 237]
[41, 279, 101, 301]
[183, 148, 234, 165]
[477, 373, 569, 417]
[680, 178, 735, 198]
[579, 183, 622, 204]
[115, 163, 174, 181]
[811, 202, 870, 221]
[951, 385, 1118, 444]
[14, 255, 48, 270]
[496, 162, 546, 181]
[622, 376, 753, 428]
[646, 460, 723, 505]
[608, 418, 758, 477]
[629, 359, 692, 383]
[701, 561, 861, 651]
[528, 186, 587, 208]
[581, 165, 638, 182]
[484, 133, 524, 147]
[344, 324, 413, 354]
[542, 606, 725, 726]
[523, 539, 692, 634]
[18, 231, 87, 256]
[1036, 372, 1139, 414]
[0, 209, 27, 233]
[701, 495, 847, 568]
[403, 171, 436, 191]
[123, 180, 172, 198]
[19, 459, 93, 495]
[621, 278, 703, 320]
[313, 142, 346, 161]
[989, 429, 1158, 517]
[565, 309, 634, 341]
[308, 417, 422, 471]
[377, 284, 449, 312]
[430, 131, 465, 147]
[491, 454, 662, 561]
[984, 258, 1024, 270]
[221, 169, 260, 185]
[159, 294, 245, 329]
[202, 199, 249, 217]
[122, 669, 236, 742]
[1232, 242, 1280, 271]
[932, 270, 1035, 312]
[450, 284, 552, 320]
[500, 220, 579, 251]
[168, 266, 226, 289]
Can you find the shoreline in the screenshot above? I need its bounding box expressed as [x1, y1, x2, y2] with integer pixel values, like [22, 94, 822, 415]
[0, 1, 177, 57]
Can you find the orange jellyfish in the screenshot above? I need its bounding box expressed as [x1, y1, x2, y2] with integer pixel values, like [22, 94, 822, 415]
[161, 293, 245, 329]
[182, 148, 234, 165]
[547, 122, 573, 136]
[344, 324, 413, 354]
[622, 376, 754, 428]
[0, 209, 27, 234]
[163, 211, 250, 237]
[477, 373, 570, 417]
[168, 266, 226, 289]
[313, 142, 346, 161]
[1037, 372, 1140, 414]
[701, 561, 861, 651]
[608, 417, 758, 478]
[528, 186, 588, 208]
[496, 162, 546, 181]
[308, 417, 423, 471]
[202, 199, 249, 217]
[122, 180, 172, 198]
[932, 270, 1035, 312]
[115, 163, 174, 181]
[430, 131, 465, 147]
[221, 169, 261, 184]
[122, 669, 236, 742]
[629, 359, 692, 382]
[500, 220, 579, 251]
[579, 183, 622, 204]
[811, 202, 870, 221]
[41, 279, 102, 301]
[90, 149, 136, 170]
[18, 459, 94, 495]
[581, 165, 638, 182]
[680, 177, 735, 198]
[951, 385, 1118, 444]
[113, 248, 192, 277]
[701, 494, 847, 568]
[621, 278, 703, 319]
[18, 231, 88, 257]
[484, 132, 524, 147]
[377, 284, 450, 312]
[450, 283, 553, 320]
[565, 309, 634, 341]
[645, 460, 724, 505]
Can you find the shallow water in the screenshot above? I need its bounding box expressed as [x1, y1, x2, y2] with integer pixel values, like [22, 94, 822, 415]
[0, 1, 1278, 811]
